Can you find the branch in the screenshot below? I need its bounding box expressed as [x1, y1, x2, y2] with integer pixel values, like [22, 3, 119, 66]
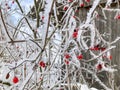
[0, 10, 13, 42]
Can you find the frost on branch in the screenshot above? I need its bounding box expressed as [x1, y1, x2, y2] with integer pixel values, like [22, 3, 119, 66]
[0, 0, 120, 90]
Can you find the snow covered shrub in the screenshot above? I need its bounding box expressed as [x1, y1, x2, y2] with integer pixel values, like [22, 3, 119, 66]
[0, 0, 120, 90]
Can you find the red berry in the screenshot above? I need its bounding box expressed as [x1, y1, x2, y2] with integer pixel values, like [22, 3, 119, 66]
[77, 54, 83, 60]
[80, 3, 84, 7]
[64, 54, 70, 59]
[63, 6, 68, 11]
[42, 16, 44, 20]
[101, 47, 106, 51]
[85, 0, 90, 3]
[116, 15, 120, 19]
[89, 47, 98, 51]
[89, 47, 94, 50]
[68, 0, 73, 2]
[96, 64, 102, 70]
[94, 47, 99, 51]
[39, 61, 46, 68]
[72, 32, 78, 38]
[108, 55, 112, 60]
[64, 60, 69, 65]
[13, 76, 19, 84]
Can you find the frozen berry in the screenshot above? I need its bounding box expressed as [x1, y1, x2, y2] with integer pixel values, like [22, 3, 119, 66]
[68, 0, 73, 2]
[63, 6, 68, 11]
[72, 31, 78, 38]
[101, 47, 106, 51]
[80, 3, 84, 7]
[108, 55, 112, 60]
[13, 76, 19, 84]
[85, 0, 90, 3]
[39, 61, 46, 68]
[77, 54, 83, 60]
[64, 53, 70, 59]
[64, 60, 69, 65]
[96, 64, 102, 70]
[90, 45, 100, 51]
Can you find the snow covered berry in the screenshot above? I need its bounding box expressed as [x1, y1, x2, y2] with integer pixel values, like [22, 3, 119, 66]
[63, 6, 68, 11]
[77, 54, 83, 60]
[80, 3, 84, 7]
[90, 45, 100, 51]
[90, 47, 99, 51]
[94, 47, 99, 51]
[13, 76, 19, 84]
[64, 53, 70, 59]
[64, 59, 69, 65]
[108, 55, 112, 60]
[100, 47, 106, 51]
[39, 61, 46, 68]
